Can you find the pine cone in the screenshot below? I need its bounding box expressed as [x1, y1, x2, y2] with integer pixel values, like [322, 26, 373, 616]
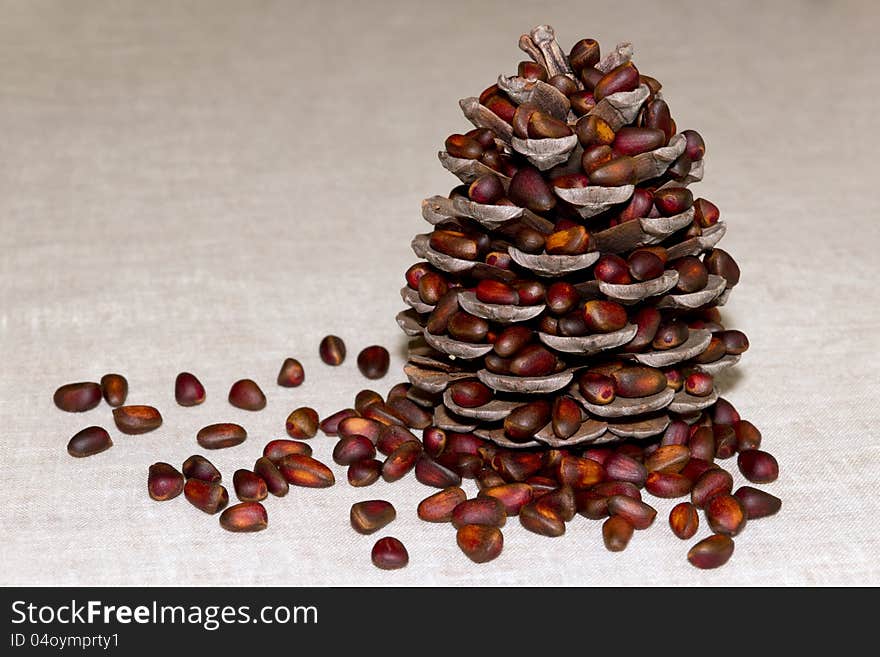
[399, 25, 748, 449]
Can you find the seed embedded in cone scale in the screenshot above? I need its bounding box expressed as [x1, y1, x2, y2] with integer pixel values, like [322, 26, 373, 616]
[582, 143, 614, 173]
[228, 379, 266, 411]
[494, 326, 533, 358]
[286, 407, 319, 439]
[654, 188, 694, 217]
[504, 400, 552, 441]
[350, 500, 396, 535]
[672, 256, 709, 293]
[113, 405, 162, 435]
[476, 279, 518, 305]
[545, 225, 590, 255]
[527, 110, 573, 139]
[456, 524, 504, 563]
[686, 372, 714, 397]
[645, 98, 673, 139]
[704, 249, 741, 287]
[552, 395, 582, 439]
[419, 271, 449, 305]
[669, 502, 700, 539]
[233, 469, 268, 502]
[430, 230, 480, 261]
[148, 462, 184, 501]
[682, 129, 706, 161]
[580, 66, 603, 91]
[197, 423, 247, 450]
[445, 133, 482, 159]
[611, 366, 668, 398]
[578, 372, 616, 405]
[613, 127, 665, 156]
[603, 515, 634, 552]
[508, 165, 556, 213]
[653, 320, 689, 350]
[418, 486, 467, 522]
[548, 74, 579, 96]
[515, 279, 546, 305]
[718, 330, 749, 355]
[628, 250, 664, 281]
[509, 344, 557, 377]
[277, 358, 305, 387]
[54, 382, 102, 413]
[175, 372, 206, 406]
[693, 197, 720, 227]
[594, 254, 631, 285]
[695, 336, 726, 364]
[277, 454, 335, 488]
[447, 311, 489, 343]
[450, 379, 493, 408]
[184, 478, 229, 514]
[67, 426, 113, 458]
[514, 226, 546, 254]
[100, 374, 128, 407]
[593, 61, 640, 101]
[584, 300, 628, 333]
[219, 502, 268, 533]
[687, 534, 734, 569]
[569, 38, 600, 73]
[319, 335, 346, 365]
[469, 173, 505, 204]
[624, 307, 662, 353]
[371, 537, 409, 570]
[518, 60, 549, 81]
[546, 281, 579, 316]
[552, 172, 590, 190]
[424, 289, 458, 335]
[589, 156, 636, 186]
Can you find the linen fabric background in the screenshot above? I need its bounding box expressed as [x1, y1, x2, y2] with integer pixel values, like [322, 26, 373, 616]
[1, 0, 878, 586]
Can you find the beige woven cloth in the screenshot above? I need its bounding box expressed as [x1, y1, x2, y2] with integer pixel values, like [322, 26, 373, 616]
[1, 0, 878, 586]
